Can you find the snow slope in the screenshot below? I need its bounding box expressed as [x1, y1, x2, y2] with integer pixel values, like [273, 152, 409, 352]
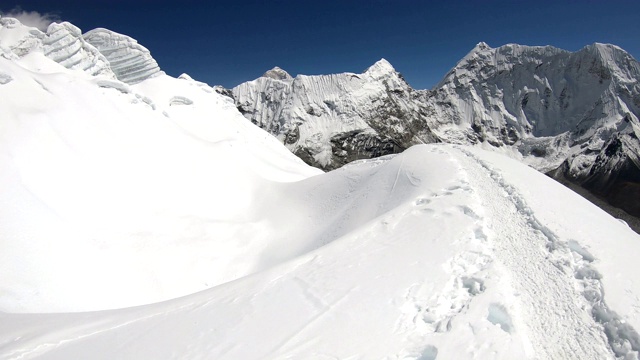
[3, 145, 640, 359]
[0, 17, 319, 313]
[2, 17, 640, 359]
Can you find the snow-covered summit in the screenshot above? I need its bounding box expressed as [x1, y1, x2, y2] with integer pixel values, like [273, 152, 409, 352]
[262, 66, 292, 80]
[364, 58, 396, 79]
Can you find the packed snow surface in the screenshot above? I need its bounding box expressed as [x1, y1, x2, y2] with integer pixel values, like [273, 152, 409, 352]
[2, 17, 640, 360]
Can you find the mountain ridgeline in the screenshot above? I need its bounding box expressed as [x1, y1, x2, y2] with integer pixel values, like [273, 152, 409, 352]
[2, 14, 638, 218]
[226, 43, 640, 218]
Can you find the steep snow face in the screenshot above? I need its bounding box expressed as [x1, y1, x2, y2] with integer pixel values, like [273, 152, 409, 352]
[431, 42, 640, 145]
[83, 28, 163, 84]
[43, 22, 114, 78]
[425, 42, 640, 217]
[232, 58, 437, 169]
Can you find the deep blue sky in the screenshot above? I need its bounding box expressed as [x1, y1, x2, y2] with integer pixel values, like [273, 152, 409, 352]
[3, 1, 640, 89]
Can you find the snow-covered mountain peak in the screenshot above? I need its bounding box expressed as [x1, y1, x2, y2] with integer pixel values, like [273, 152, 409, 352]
[587, 42, 625, 55]
[83, 27, 163, 84]
[580, 42, 640, 83]
[364, 58, 396, 79]
[262, 66, 292, 80]
[474, 41, 491, 51]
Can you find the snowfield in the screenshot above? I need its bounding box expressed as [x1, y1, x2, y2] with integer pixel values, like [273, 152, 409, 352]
[2, 17, 640, 360]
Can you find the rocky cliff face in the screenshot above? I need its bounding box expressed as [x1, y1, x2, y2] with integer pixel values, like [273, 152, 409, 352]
[228, 42, 640, 215]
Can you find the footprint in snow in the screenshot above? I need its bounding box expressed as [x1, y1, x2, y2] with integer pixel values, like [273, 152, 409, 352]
[487, 303, 514, 333]
[417, 345, 438, 360]
[0, 73, 12, 84]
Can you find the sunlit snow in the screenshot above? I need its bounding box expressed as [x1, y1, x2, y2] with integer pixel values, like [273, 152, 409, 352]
[2, 17, 640, 360]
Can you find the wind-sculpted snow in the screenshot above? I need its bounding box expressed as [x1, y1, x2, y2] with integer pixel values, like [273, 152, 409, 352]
[0, 17, 164, 84]
[83, 28, 163, 84]
[41, 22, 114, 78]
[43, 22, 114, 78]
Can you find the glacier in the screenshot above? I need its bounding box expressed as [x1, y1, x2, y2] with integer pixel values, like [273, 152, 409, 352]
[2, 15, 640, 360]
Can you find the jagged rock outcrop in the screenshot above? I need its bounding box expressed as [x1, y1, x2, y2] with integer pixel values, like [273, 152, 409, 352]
[83, 28, 163, 84]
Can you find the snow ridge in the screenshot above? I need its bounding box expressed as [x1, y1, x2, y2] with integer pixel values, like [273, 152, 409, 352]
[458, 146, 640, 358]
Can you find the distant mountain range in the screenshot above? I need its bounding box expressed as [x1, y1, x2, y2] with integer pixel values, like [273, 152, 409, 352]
[225, 42, 640, 219]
